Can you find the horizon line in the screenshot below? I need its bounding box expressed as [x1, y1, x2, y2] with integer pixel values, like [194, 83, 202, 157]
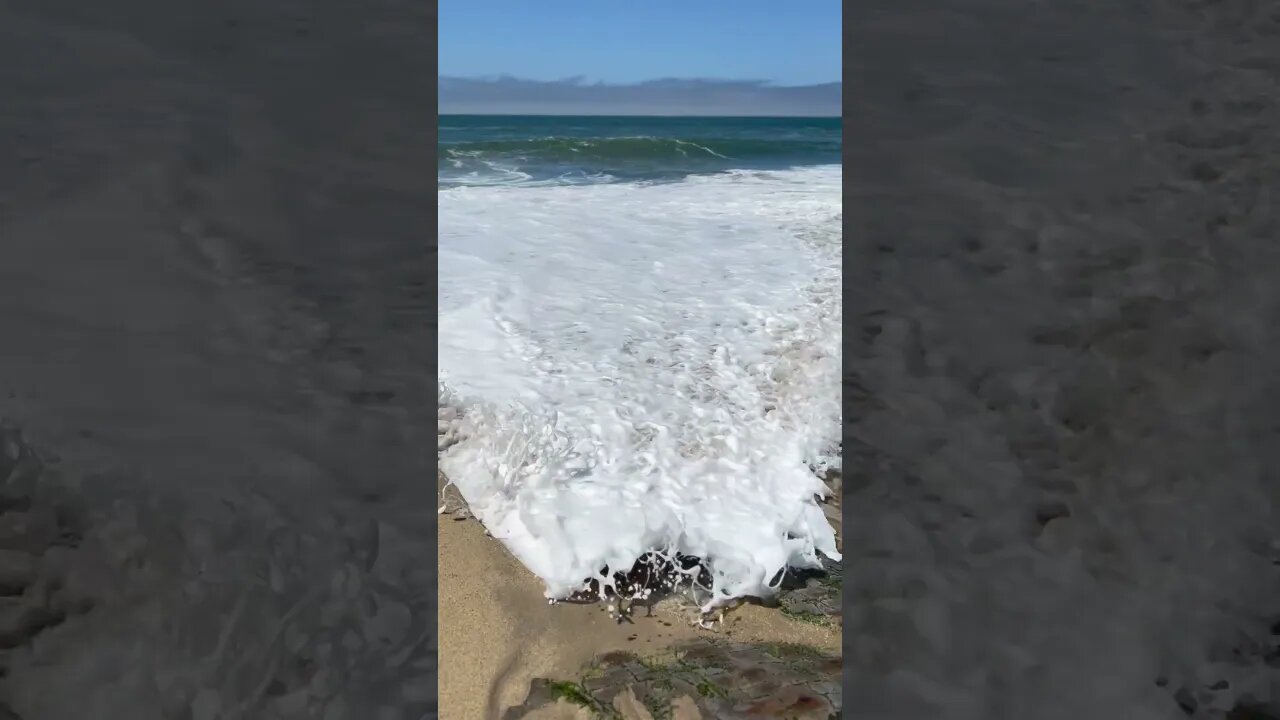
[438, 112, 842, 119]
[439, 75, 842, 87]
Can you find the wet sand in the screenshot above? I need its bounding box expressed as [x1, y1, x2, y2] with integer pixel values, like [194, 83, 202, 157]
[437, 474, 841, 719]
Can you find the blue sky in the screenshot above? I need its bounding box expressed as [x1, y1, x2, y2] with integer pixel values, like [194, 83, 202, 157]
[439, 1, 841, 86]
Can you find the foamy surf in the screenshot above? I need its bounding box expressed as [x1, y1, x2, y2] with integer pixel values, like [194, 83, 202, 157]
[438, 166, 842, 609]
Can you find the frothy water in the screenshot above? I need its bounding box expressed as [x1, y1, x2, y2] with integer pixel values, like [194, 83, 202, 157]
[438, 165, 842, 607]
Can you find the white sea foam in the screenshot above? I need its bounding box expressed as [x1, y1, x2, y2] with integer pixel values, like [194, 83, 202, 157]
[438, 166, 842, 608]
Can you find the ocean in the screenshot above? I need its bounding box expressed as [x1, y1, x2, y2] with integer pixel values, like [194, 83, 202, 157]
[439, 115, 841, 187]
[437, 115, 843, 605]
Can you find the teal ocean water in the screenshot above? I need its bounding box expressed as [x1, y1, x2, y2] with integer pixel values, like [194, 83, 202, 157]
[439, 115, 841, 187]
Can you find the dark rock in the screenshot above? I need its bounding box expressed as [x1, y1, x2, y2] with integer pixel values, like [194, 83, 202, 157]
[511, 639, 841, 719]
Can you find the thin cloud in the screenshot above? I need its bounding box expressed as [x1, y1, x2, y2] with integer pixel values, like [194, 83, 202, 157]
[439, 76, 841, 117]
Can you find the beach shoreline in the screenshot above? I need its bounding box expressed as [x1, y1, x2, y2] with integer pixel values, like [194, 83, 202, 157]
[436, 470, 843, 719]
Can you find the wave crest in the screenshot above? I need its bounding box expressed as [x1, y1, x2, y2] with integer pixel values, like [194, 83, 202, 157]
[439, 135, 840, 185]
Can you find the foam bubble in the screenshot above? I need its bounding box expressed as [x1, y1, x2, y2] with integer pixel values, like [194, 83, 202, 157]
[438, 166, 842, 608]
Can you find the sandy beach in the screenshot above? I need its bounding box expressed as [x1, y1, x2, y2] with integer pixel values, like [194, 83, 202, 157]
[437, 472, 842, 719]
